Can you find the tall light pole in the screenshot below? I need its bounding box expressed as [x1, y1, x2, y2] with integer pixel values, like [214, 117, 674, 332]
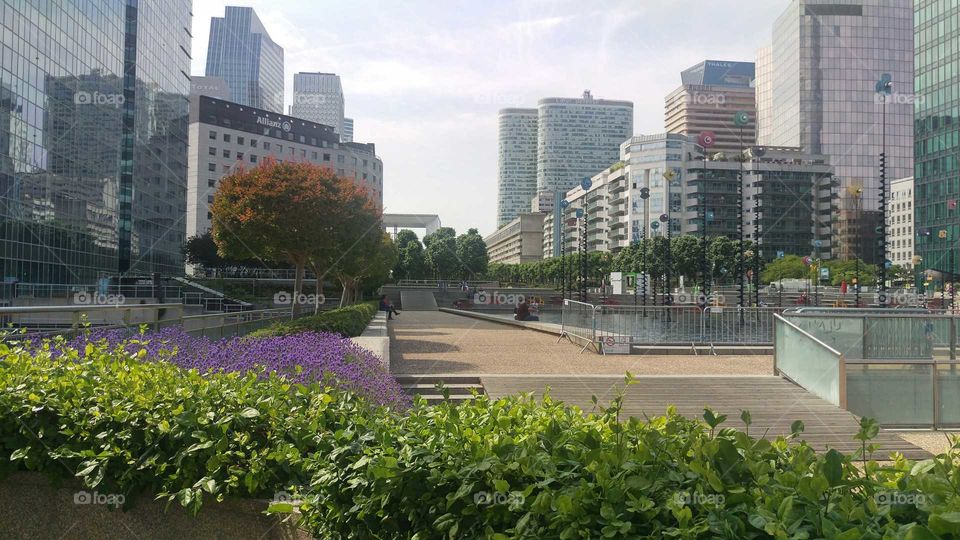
[751, 146, 766, 308]
[663, 168, 677, 309]
[559, 199, 569, 299]
[734, 111, 750, 324]
[579, 177, 593, 302]
[876, 74, 892, 307]
[697, 132, 716, 302]
[639, 186, 651, 312]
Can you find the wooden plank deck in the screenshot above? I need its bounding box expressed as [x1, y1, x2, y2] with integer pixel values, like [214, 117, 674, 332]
[481, 375, 930, 460]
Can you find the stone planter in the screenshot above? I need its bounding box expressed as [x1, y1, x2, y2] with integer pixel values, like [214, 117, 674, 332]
[0, 472, 312, 539]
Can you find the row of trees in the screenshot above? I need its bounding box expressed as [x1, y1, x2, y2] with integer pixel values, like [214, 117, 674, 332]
[207, 158, 396, 314]
[485, 236, 762, 288]
[393, 228, 489, 281]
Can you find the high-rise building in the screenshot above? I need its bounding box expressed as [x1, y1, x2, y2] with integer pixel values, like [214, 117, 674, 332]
[754, 46, 774, 144]
[496, 108, 538, 227]
[186, 96, 384, 245]
[0, 0, 192, 284]
[484, 213, 545, 265]
[888, 177, 915, 268]
[537, 91, 633, 199]
[664, 60, 757, 154]
[342, 118, 354, 142]
[205, 6, 284, 113]
[758, 0, 914, 262]
[914, 0, 960, 281]
[290, 72, 345, 134]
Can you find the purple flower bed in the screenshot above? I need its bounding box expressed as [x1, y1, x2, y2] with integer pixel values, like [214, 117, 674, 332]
[59, 327, 408, 409]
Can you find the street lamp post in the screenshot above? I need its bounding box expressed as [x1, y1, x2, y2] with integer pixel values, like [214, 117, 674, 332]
[639, 186, 650, 313]
[697, 131, 716, 303]
[662, 168, 677, 310]
[734, 111, 750, 324]
[579, 177, 593, 302]
[876, 74, 893, 307]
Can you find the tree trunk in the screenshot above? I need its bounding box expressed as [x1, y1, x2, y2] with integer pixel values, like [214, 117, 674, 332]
[311, 264, 325, 315]
[292, 261, 304, 318]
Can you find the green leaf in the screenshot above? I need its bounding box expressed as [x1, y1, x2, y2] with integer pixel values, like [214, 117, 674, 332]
[239, 407, 260, 418]
[822, 449, 844, 486]
[267, 502, 294, 514]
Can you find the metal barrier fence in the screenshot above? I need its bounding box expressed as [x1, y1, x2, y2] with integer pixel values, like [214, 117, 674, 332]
[0, 304, 295, 341]
[559, 301, 781, 353]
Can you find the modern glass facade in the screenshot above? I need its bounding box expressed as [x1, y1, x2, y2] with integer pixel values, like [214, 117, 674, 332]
[290, 72, 345, 135]
[914, 0, 960, 278]
[496, 108, 538, 227]
[205, 6, 283, 114]
[761, 0, 914, 262]
[0, 0, 191, 284]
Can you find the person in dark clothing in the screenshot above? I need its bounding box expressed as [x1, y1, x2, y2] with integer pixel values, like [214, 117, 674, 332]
[379, 295, 400, 319]
[513, 301, 539, 322]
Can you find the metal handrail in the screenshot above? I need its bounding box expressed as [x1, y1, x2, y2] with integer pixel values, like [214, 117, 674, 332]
[774, 313, 843, 356]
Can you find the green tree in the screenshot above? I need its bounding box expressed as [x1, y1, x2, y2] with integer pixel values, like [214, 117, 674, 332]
[455, 228, 489, 279]
[671, 235, 702, 281]
[392, 230, 428, 281]
[761, 255, 810, 283]
[424, 227, 459, 278]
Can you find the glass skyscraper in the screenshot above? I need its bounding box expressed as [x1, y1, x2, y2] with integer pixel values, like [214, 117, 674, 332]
[497, 108, 538, 228]
[290, 72, 346, 135]
[205, 6, 284, 114]
[915, 0, 960, 280]
[0, 0, 191, 284]
[759, 0, 914, 262]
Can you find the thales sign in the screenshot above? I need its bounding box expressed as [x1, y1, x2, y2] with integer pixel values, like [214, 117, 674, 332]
[256, 115, 292, 132]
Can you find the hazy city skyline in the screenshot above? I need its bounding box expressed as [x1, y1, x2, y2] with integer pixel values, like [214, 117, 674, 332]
[192, 1, 792, 236]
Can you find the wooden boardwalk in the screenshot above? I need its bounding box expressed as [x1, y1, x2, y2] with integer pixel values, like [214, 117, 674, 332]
[481, 375, 930, 460]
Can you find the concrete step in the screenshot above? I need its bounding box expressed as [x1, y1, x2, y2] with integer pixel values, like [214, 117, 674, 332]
[395, 374, 485, 404]
[399, 290, 438, 311]
[394, 375, 483, 385]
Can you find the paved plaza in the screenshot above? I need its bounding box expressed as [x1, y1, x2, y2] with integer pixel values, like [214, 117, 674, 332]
[389, 310, 936, 459]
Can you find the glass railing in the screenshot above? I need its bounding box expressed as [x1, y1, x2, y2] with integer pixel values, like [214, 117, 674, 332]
[778, 309, 960, 428]
[774, 315, 845, 407]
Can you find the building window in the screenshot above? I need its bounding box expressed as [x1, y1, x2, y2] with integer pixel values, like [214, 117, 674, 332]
[311, 151, 317, 160]
[323, 153, 331, 161]
[251, 139, 257, 147]
[208, 179, 216, 188]
[363, 159, 368, 167]
[223, 149, 230, 158]
[209, 130, 217, 140]
[208, 163, 216, 172]
[207, 195, 214, 203]
[250, 155, 257, 163]
[208, 147, 216, 156]
[288, 147, 294, 155]
[223, 134, 231, 143]
[300, 149, 306, 158]
[237, 136, 245, 145]
[237, 152, 244, 160]
[263, 142, 271, 150]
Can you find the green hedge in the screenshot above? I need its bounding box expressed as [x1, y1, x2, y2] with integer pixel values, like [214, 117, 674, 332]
[250, 301, 378, 338]
[0, 338, 377, 513]
[4, 337, 960, 538]
[290, 382, 960, 539]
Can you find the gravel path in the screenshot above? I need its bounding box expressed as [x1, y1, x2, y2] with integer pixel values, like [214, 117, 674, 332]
[389, 311, 773, 376]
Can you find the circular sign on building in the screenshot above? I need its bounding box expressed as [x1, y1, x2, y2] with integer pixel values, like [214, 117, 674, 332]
[581, 177, 593, 191]
[734, 111, 750, 127]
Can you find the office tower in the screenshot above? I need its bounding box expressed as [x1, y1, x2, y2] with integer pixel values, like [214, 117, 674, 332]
[758, 0, 914, 262]
[914, 0, 960, 280]
[205, 6, 284, 113]
[191, 76, 231, 100]
[888, 177, 915, 268]
[496, 108, 538, 227]
[0, 0, 191, 284]
[342, 118, 354, 142]
[664, 60, 757, 154]
[754, 46, 774, 144]
[291, 72, 345, 134]
[536, 91, 633, 200]
[187, 96, 383, 245]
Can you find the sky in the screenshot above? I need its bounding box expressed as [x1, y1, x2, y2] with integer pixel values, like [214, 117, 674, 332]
[191, 0, 791, 238]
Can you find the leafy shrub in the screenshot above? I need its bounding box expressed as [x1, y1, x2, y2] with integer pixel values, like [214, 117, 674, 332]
[250, 301, 378, 338]
[0, 337, 383, 513]
[292, 380, 960, 539]
[62, 326, 407, 408]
